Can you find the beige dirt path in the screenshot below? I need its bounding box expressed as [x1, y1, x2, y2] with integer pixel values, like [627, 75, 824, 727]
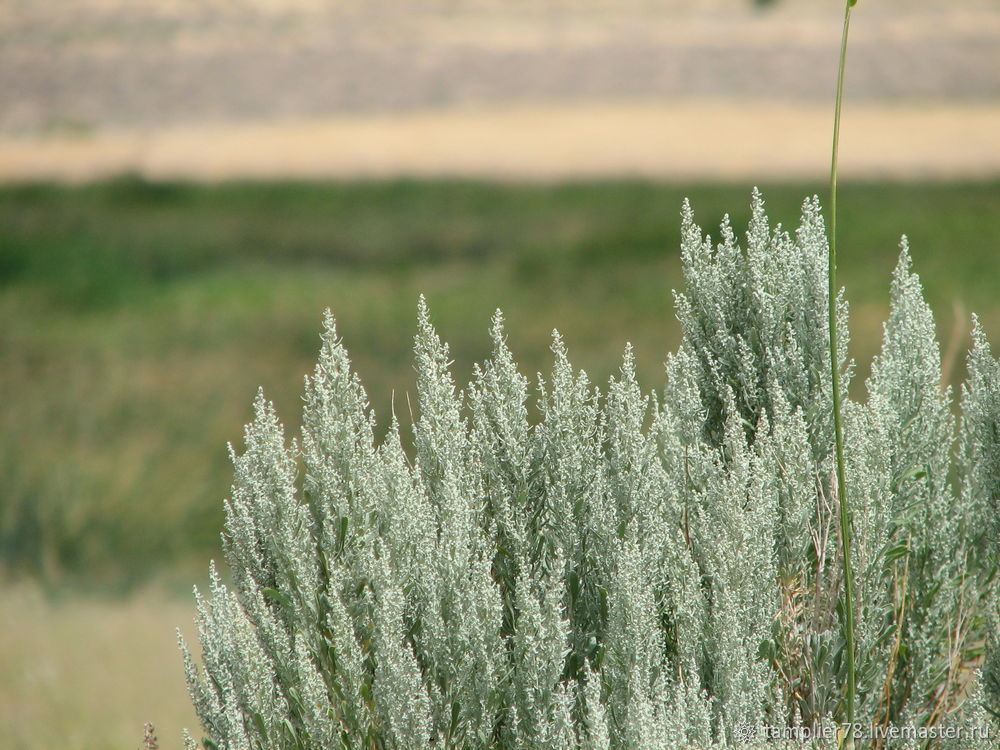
[2, 101, 998, 182]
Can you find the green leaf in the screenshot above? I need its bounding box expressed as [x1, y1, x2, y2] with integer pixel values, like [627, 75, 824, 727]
[337, 516, 349, 553]
[594, 645, 606, 670]
[871, 624, 896, 651]
[251, 712, 268, 740]
[898, 465, 927, 484]
[448, 700, 462, 744]
[965, 644, 985, 659]
[883, 542, 910, 562]
[598, 585, 609, 621]
[617, 517, 629, 538]
[263, 587, 293, 611]
[282, 718, 302, 750]
[757, 638, 776, 661]
[568, 568, 580, 603]
[566, 651, 582, 680]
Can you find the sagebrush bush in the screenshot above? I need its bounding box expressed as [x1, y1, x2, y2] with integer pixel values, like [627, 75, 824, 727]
[179, 192, 1000, 749]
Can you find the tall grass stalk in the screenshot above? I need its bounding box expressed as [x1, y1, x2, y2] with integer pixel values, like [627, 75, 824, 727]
[830, 0, 857, 731]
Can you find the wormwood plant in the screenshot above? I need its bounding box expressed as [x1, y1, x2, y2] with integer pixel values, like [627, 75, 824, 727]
[178, 190, 1000, 749]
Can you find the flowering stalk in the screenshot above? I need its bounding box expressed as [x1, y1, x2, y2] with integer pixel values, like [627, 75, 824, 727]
[829, 0, 857, 730]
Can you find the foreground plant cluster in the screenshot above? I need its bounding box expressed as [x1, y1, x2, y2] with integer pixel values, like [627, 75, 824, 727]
[179, 193, 1000, 749]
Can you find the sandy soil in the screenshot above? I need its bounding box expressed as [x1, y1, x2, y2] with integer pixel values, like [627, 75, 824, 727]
[1, 0, 997, 179]
[3, 101, 998, 182]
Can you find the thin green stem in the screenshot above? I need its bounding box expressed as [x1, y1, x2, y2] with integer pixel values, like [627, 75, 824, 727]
[830, 0, 857, 730]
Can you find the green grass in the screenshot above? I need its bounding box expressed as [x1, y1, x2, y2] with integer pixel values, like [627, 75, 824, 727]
[1, 178, 997, 583]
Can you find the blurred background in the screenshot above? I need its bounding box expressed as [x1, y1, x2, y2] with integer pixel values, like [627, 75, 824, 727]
[1, 0, 998, 748]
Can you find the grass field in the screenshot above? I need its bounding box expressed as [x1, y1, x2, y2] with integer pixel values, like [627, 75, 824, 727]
[0, 580, 201, 750]
[1, 178, 998, 583]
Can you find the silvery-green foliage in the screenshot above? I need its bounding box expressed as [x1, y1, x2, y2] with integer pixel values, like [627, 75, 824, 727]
[860, 243, 978, 728]
[960, 318, 1000, 551]
[963, 323, 1000, 719]
[674, 190, 848, 460]
[181, 193, 997, 749]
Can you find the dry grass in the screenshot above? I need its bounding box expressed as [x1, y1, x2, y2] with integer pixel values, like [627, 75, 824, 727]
[0, 581, 202, 750]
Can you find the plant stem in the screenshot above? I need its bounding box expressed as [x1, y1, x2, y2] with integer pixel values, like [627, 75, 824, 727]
[830, 0, 857, 729]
